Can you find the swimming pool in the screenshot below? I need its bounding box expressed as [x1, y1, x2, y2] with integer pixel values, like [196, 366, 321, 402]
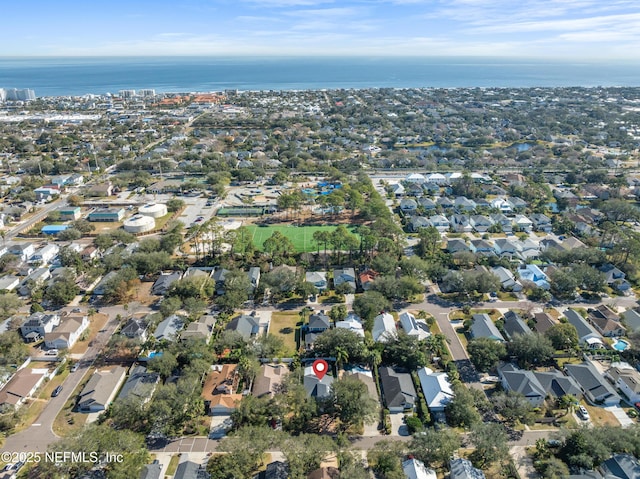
[613, 339, 630, 351]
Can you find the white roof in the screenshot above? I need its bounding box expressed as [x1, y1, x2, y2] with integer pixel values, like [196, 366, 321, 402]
[402, 458, 437, 479]
[399, 311, 431, 340]
[372, 313, 396, 342]
[417, 367, 454, 411]
[335, 318, 365, 337]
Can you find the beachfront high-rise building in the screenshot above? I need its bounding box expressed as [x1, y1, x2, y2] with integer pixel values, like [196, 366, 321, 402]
[119, 90, 136, 99]
[138, 89, 156, 98]
[2, 88, 36, 101]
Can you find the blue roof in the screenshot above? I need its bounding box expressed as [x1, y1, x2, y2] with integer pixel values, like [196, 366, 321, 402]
[41, 225, 70, 234]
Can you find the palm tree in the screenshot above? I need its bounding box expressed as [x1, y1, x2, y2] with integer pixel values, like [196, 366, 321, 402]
[334, 346, 349, 371]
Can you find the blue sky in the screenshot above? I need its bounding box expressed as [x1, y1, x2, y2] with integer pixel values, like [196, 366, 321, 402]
[3, 0, 640, 58]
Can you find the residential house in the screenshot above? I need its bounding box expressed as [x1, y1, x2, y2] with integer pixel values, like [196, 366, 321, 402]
[254, 461, 289, 479]
[534, 369, 582, 401]
[153, 314, 185, 342]
[599, 264, 632, 294]
[530, 213, 553, 232]
[18, 267, 51, 296]
[0, 368, 48, 411]
[9, 242, 35, 262]
[588, 306, 626, 338]
[622, 309, 640, 333]
[606, 363, 640, 404]
[469, 239, 494, 256]
[390, 183, 405, 197]
[517, 264, 549, 289]
[372, 313, 396, 342]
[491, 198, 513, 213]
[565, 309, 605, 349]
[513, 214, 533, 232]
[470, 215, 493, 233]
[517, 239, 541, 261]
[408, 216, 431, 233]
[600, 454, 640, 479]
[470, 314, 505, 342]
[174, 458, 208, 479]
[491, 266, 522, 292]
[446, 238, 469, 254]
[402, 458, 437, 479]
[0, 275, 19, 292]
[449, 214, 472, 233]
[426, 173, 447, 185]
[379, 366, 417, 413]
[498, 363, 546, 406]
[77, 366, 127, 412]
[358, 269, 379, 291]
[44, 315, 89, 349]
[202, 364, 242, 415]
[87, 182, 113, 197]
[398, 311, 431, 340]
[436, 196, 454, 210]
[450, 458, 486, 479]
[419, 197, 436, 211]
[533, 312, 558, 334]
[181, 315, 216, 342]
[507, 196, 528, 211]
[80, 245, 99, 261]
[117, 365, 159, 404]
[226, 313, 262, 340]
[343, 367, 377, 400]
[253, 364, 288, 398]
[333, 267, 356, 291]
[307, 312, 331, 333]
[34, 187, 59, 202]
[120, 318, 148, 342]
[151, 272, 182, 296]
[305, 271, 328, 292]
[20, 312, 61, 341]
[565, 361, 621, 406]
[417, 367, 454, 413]
[490, 213, 513, 233]
[303, 365, 334, 398]
[335, 314, 364, 337]
[454, 196, 476, 213]
[503, 311, 532, 340]
[400, 198, 418, 214]
[139, 461, 162, 479]
[405, 173, 426, 184]
[248, 267, 261, 291]
[307, 467, 339, 479]
[427, 214, 450, 232]
[29, 244, 59, 265]
[493, 238, 520, 258]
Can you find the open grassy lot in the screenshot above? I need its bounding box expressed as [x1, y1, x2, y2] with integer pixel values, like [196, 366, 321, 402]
[269, 312, 301, 355]
[245, 225, 359, 253]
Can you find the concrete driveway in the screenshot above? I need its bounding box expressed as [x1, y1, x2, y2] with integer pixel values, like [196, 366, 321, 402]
[605, 405, 635, 428]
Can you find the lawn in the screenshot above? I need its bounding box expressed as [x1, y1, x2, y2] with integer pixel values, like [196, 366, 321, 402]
[269, 312, 301, 355]
[245, 225, 359, 253]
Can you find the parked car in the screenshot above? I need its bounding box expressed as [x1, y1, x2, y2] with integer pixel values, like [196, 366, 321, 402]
[70, 363, 79, 372]
[578, 406, 590, 420]
[51, 386, 63, 397]
[45, 349, 58, 356]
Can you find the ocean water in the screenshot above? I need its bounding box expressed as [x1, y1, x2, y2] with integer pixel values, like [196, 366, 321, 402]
[1, 56, 640, 97]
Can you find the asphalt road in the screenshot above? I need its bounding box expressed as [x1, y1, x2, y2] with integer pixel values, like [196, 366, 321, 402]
[0, 304, 138, 455]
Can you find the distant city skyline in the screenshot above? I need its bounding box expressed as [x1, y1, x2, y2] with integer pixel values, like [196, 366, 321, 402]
[2, 0, 640, 59]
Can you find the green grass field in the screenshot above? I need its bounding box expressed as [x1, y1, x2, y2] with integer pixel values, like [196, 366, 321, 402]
[245, 225, 358, 253]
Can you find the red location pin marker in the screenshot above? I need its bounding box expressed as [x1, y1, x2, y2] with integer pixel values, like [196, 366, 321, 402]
[312, 359, 329, 380]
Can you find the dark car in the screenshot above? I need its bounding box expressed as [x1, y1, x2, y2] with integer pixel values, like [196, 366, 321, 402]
[51, 386, 63, 397]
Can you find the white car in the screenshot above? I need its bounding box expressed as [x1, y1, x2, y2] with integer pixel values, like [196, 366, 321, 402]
[578, 406, 590, 420]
